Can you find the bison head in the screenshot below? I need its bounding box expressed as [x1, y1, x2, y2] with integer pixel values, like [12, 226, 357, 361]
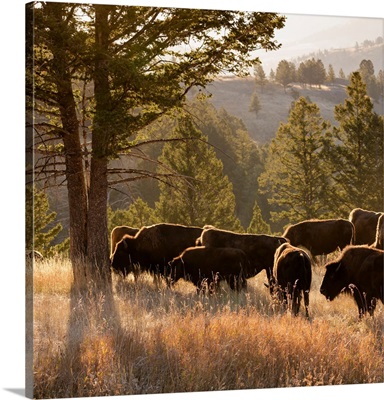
[110, 237, 137, 276]
[320, 261, 348, 301]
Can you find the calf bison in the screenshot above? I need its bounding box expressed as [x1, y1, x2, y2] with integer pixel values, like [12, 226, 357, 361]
[271, 243, 312, 317]
[110, 225, 140, 256]
[168, 246, 251, 293]
[372, 214, 384, 250]
[349, 208, 382, 245]
[320, 245, 384, 317]
[110, 223, 203, 277]
[283, 219, 354, 256]
[197, 227, 287, 284]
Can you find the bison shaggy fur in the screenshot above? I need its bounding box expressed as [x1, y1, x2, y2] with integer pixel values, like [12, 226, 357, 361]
[169, 246, 251, 292]
[349, 208, 383, 245]
[110, 223, 203, 277]
[283, 218, 354, 256]
[197, 227, 286, 284]
[320, 245, 384, 317]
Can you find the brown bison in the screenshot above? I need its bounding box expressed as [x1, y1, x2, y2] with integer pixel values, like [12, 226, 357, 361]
[372, 214, 384, 250]
[348, 208, 383, 245]
[110, 225, 140, 256]
[320, 245, 384, 317]
[197, 227, 287, 284]
[283, 219, 354, 256]
[168, 246, 251, 293]
[110, 223, 203, 277]
[271, 243, 312, 317]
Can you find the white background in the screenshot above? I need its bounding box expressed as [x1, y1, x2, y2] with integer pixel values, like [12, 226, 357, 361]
[0, 1, 383, 399]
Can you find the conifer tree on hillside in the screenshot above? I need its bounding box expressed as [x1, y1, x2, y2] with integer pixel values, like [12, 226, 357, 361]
[247, 202, 271, 234]
[297, 58, 326, 87]
[275, 60, 296, 92]
[327, 64, 336, 85]
[187, 100, 265, 228]
[253, 64, 267, 92]
[359, 59, 380, 101]
[249, 91, 262, 115]
[259, 97, 332, 228]
[339, 68, 346, 79]
[324, 72, 384, 213]
[155, 116, 242, 231]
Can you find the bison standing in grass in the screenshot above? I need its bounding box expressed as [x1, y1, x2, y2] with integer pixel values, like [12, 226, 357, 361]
[320, 245, 384, 317]
[168, 246, 251, 293]
[110, 223, 203, 278]
[283, 219, 354, 257]
[348, 208, 382, 245]
[197, 227, 287, 285]
[271, 243, 312, 317]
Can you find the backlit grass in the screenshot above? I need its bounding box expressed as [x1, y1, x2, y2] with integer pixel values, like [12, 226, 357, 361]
[31, 257, 384, 398]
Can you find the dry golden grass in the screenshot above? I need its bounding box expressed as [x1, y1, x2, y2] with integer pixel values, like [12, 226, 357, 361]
[31, 257, 384, 398]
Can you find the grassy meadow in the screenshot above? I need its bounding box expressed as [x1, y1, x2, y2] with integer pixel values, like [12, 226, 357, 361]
[30, 255, 384, 399]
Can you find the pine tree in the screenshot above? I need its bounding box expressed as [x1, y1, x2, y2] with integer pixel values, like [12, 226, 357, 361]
[327, 64, 336, 85]
[259, 97, 332, 228]
[247, 202, 271, 234]
[253, 64, 267, 92]
[359, 59, 380, 101]
[275, 60, 296, 92]
[187, 99, 265, 228]
[325, 72, 384, 213]
[155, 115, 242, 231]
[108, 198, 158, 234]
[249, 91, 261, 115]
[26, 186, 67, 256]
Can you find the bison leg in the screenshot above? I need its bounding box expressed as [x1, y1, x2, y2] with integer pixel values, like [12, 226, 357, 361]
[367, 296, 377, 317]
[303, 290, 310, 319]
[350, 285, 367, 317]
[292, 289, 301, 316]
[228, 275, 246, 292]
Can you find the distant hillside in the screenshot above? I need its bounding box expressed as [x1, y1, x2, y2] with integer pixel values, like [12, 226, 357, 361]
[203, 77, 382, 144]
[293, 42, 384, 76]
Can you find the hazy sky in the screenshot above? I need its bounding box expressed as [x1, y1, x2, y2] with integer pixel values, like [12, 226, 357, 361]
[258, 13, 384, 71]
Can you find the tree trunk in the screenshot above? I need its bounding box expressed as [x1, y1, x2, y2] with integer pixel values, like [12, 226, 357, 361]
[48, 2, 89, 289]
[87, 157, 111, 288]
[62, 131, 88, 289]
[84, 4, 114, 289]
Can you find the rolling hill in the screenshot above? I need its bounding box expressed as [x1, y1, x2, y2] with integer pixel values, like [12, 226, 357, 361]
[203, 77, 382, 144]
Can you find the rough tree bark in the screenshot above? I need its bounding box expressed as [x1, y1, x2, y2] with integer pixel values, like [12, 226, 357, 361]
[86, 5, 113, 289]
[45, 4, 89, 289]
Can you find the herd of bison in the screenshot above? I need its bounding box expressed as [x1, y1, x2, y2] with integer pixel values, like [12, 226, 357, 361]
[110, 208, 384, 318]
